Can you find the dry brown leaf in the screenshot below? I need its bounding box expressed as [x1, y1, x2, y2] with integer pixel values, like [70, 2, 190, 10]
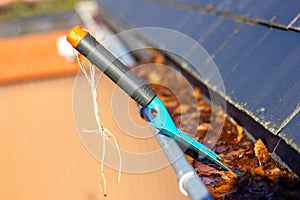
[194, 87, 202, 99]
[172, 104, 190, 116]
[254, 139, 270, 166]
[251, 166, 265, 176]
[197, 123, 210, 133]
[194, 163, 221, 176]
[185, 155, 194, 164]
[148, 72, 161, 83]
[265, 167, 282, 181]
[236, 124, 244, 143]
[146, 49, 165, 64]
[208, 171, 237, 198]
[221, 171, 238, 180]
[164, 100, 178, 109]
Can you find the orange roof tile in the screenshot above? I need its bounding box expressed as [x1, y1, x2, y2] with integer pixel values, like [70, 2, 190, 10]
[0, 29, 79, 84]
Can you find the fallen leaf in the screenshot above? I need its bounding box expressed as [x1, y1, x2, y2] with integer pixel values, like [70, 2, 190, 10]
[197, 123, 210, 133]
[251, 166, 265, 176]
[172, 104, 190, 116]
[236, 124, 244, 143]
[194, 87, 202, 99]
[254, 139, 270, 166]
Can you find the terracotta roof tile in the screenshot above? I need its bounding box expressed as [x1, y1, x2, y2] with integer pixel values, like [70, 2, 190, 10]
[0, 29, 79, 84]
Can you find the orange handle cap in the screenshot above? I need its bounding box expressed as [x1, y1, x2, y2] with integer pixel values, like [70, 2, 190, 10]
[66, 26, 89, 48]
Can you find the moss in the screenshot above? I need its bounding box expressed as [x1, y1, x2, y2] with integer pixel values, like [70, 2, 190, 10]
[0, 0, 79, 20]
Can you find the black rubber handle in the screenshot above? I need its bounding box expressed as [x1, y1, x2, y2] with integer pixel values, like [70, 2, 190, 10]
[75, 33, 156, 107]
